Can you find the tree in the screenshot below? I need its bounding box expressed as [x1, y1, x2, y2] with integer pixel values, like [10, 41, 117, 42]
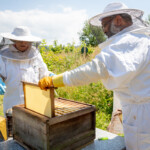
[79, 21, 106, 47]
[145, 15, 150, 25]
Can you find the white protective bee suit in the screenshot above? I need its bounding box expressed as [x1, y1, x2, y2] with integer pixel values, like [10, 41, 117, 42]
[63, 23, 150, 150]
[0, 44, 50, 115]
[38, 2, 150, 150]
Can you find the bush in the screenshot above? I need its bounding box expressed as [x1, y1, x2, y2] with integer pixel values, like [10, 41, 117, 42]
[40, 42, 113, 130]
[0, 41, 113, 130]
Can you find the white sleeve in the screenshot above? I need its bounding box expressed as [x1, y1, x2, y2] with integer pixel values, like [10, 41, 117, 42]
[37, 54, 50, 79]
[63, 58, 109, 86]
[0, 56, 6, 81]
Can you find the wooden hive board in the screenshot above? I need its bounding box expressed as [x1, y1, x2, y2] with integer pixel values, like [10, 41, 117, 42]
[23, 82, 55, 118]
[55, 98, 90, 116]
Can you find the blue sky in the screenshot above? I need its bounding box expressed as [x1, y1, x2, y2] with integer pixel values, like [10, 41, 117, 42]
[0, 0, 149, 45]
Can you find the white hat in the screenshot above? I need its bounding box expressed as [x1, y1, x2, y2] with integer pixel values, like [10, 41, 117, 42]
[89, 2, 144, 26]
[1, 26, 42, 42]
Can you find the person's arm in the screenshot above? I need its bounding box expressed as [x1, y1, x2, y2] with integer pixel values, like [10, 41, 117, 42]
[38, 58, 109, 90]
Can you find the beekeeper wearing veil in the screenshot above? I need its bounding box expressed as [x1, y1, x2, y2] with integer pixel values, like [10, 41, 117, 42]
[0, 26, 54, 116]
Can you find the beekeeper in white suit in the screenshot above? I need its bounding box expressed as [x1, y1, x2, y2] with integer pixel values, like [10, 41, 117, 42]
[0, 26, 55, 116]
[39, 2, 150, 150]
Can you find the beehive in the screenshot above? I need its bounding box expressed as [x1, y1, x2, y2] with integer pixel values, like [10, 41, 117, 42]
[13, 84, 96, 150]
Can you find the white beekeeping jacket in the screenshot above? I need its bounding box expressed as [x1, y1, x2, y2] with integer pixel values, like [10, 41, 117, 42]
[0, 45, 50, 115]
[63, 24, 150, 103]
[99, 26, 150, 104]
[63, 24, 150, 150]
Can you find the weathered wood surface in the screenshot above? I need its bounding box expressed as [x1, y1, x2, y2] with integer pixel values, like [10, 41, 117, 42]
[0, 128, 125, 150]
[13, 105, 50, 150]
[13, 98, 96, 150]
[50, 88, 55, 117]
[48, 98, 95, 125]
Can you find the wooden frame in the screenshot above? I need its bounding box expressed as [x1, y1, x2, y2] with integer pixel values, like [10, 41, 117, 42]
[23, 82, 55, 118]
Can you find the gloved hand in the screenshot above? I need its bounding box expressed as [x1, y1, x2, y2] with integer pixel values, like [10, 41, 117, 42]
[38, 76, 53, 90]
[0, 116, 7, 141]
[0, 78, 6, 95]
[39, 74, 65, 90]
[49, 72, 56, 77]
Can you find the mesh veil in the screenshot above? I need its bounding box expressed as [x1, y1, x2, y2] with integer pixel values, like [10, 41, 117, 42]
[0, 38, 41, 60]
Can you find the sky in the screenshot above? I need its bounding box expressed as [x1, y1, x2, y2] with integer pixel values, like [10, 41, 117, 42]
[0, 0, 149, 45]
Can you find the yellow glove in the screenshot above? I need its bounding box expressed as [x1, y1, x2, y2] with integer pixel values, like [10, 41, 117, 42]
[0, 116, 7, 141]
[38, 74, 65, 90]
[38, 76, 53, 90]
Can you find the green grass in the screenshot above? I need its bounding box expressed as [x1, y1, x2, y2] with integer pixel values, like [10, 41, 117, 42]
[96, 111, 111, 130]
[56, 82, 113, 130]
[0, 95, 4, 116]
[49, 47, 113, 130]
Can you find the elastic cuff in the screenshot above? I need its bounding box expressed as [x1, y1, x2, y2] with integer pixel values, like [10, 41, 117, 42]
[52, 74, 65, 87]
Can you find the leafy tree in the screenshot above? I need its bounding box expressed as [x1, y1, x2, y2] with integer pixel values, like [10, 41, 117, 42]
[145, 15, 150, 25]
[79, 21, 106, 46]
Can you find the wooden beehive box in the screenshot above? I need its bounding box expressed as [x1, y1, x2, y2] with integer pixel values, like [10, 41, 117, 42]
[13, 83, 96, 150]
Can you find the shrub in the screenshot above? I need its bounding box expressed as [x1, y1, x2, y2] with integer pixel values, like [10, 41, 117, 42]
[40, 41, 113, 130]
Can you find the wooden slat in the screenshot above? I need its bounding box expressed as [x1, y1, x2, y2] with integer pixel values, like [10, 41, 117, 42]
[23, 83, 26, 108]
[13, 105, 49, 134]
[49, 107, 95, 125]
[55, 98, 91, 116]
[57, 97, 93, 107]
[50, 88, 55, 117]
[13, 105, 49, 149]
[49, 130, 95, 150]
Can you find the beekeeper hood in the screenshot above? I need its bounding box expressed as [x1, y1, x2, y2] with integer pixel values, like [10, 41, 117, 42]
[0, 26, 42, 60]
[89, 2, 146, 27]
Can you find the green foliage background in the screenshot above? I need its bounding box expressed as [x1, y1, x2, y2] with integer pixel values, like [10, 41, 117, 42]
[0, 41, 113, 130]
[0, 96, 3, 116]
[40, 41, 113, 130]
[79, 21, 106, 47]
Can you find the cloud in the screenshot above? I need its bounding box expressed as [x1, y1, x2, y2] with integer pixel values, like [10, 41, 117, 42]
[0, 8, 88, 45]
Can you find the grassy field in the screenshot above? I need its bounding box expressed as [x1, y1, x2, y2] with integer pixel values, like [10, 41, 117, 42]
[0, 95, 4, 116]
[0, 45, 113, 130]
[41, 45, 113, 130]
